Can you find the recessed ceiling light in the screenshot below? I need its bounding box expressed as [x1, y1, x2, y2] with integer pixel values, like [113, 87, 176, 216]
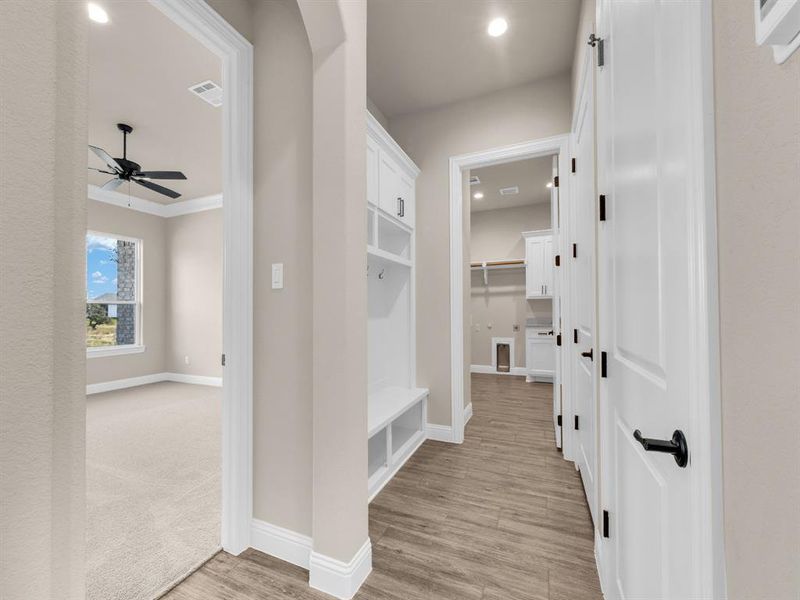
[487, 17, 508, 37]
[473, 192, 484, 200]
[87, 2, 109, 23]
[546, 182, 553, 189]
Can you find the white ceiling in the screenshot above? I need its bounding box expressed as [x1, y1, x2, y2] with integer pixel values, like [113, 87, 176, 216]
[367, 0, 581, 118]
[470, 156, 554, 213]
[88, 1, 221, 204]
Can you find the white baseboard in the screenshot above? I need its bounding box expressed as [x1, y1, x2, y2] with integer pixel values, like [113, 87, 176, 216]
[464, 403, 473, 425]
[426, 423, 455, 443]
[309, 539, 372, 600]
[86, 373, 168, 395]
[164, 372, 223, 387]
[87, 371, 222, 395]
[250, 519, 312, 569]
[470, 364, 528, 376]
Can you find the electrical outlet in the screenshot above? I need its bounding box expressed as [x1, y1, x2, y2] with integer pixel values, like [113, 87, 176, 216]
[474, 323, 480, 332]
[184, 355, 191, 365]
[487, 322, 493, 330]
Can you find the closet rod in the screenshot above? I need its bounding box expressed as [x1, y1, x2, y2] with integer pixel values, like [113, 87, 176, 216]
[469, 259, 526, 268]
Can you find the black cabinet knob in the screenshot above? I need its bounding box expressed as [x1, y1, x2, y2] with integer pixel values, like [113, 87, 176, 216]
[581, 348, 593, 360]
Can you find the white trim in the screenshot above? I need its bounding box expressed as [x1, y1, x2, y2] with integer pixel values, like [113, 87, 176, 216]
[162, 193, 223, 217]
[470, 364, 528, 377]
[85, 371, 223, 395]
[88, 184, 165, 216]
[88, 185, 223, 218]
[309, 539, 373, 600]
[425, 423, 455, 443]
[86, 372, 166, 395]
[250, 519, 312, 570]
[368, 430, 426, 503]
[149, 0, 253, 556]
[450, 135, 570, 445]
[164, 372, 222, 387]
[463, 403, 473, 425]
[87, 344, 145, 358]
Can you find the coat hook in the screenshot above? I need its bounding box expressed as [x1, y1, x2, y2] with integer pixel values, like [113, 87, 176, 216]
[378, 268, 385, 280]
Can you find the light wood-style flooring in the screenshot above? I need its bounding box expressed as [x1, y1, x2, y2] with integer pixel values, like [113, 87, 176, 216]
[163, 374, 602, 599]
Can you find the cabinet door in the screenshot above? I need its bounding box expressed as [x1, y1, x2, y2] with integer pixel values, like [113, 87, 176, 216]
[528, 338, 555, 376]
[367, 136, 380, 207]
[396, 171, 415, 227]
[378, 152, 401, 217]
[526, 238, 544, 298]
[542, 237, 553, 296]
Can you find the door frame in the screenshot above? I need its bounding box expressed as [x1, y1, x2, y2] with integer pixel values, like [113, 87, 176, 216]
[150, 0, 253, 555]
[449, 135, 570, 444]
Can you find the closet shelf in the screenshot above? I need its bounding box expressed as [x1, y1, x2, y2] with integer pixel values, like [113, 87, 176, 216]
[368, 246, 412, 268]
[470, 259, 526, 285]
[368, 386, 429, 437]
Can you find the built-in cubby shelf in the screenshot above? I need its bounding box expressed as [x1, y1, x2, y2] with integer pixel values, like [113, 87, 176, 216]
[367, 112, 427, 502]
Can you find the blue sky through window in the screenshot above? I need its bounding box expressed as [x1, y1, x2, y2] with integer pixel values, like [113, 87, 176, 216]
[86, 234, 119, 302]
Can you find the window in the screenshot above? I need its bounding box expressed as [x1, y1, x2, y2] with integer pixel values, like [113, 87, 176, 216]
[86, 232, 143, 356]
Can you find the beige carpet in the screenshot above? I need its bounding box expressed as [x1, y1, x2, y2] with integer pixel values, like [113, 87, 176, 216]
[86, 381, 221, 600]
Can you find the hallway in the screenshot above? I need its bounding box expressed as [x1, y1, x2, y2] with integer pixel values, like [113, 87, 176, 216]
[164, 374, 602, 599]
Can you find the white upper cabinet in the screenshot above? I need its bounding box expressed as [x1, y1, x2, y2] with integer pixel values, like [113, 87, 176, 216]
[524, 230, 553, 298]
[368, 112, 418, 228]
[367, 135, 380, 208]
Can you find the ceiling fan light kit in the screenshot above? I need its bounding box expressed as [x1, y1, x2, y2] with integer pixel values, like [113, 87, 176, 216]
[88, 123, 187, 199]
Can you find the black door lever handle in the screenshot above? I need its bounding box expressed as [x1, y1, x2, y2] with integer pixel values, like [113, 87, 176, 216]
[633, 429, 689, 468]
[581, 349, 593, 360]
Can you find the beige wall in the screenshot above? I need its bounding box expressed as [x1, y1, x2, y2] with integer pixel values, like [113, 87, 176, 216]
[571, 0, 595, 114]
[86, 202, 223, 384]
[0, 3, 87, 598]
[388, 74, 572, 425]
[713, 2, 800, 598]
[303, 0, 370, 563]
[470, 204, 552, 367]
[165, 209, 223, 377]
[86, 201, 168, 384]
[250, 0, 314, 536]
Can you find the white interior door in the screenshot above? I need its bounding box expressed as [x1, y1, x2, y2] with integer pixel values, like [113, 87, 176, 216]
[596, 1, 718, 597]
[571, 43, 598, 526]
[550, 156, 562, 448]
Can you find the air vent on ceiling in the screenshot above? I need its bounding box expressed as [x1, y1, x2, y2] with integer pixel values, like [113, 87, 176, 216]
[189, 80, 223, 107]
[499, 186, 519, 195]
[469, 175, 481, 185]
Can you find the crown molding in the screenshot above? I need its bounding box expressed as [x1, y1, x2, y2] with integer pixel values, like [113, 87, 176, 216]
[87, 184, 223, 218]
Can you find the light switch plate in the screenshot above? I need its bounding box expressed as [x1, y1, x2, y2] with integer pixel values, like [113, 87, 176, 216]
[271, 263, 284, 289]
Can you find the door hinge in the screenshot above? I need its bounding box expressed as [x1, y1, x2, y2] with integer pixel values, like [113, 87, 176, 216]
[601, 351, 608, 378]
[599, 194, 606, 221]
[573, 329, 578, 344]
[574, 415, 580, 430]
[557, 415, 563, 427]
[554, 175, 560, 188]
[572, 243, 577, 258]
[571, 158, 576, 173]
[556, 333, 562, 347]
[555, 254, 560, 267]
[221, 353, 226, 366]
[603, 510, 610, 538]
[588, 33, 605, 68]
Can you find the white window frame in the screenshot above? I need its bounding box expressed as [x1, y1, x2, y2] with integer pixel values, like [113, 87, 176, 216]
[85, 230, 145, 358]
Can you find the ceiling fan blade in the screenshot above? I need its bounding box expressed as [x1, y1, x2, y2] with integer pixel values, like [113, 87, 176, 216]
[132, 177, 181, 199]
[102, 178, 125, 192]
[89, 167, 116, 175]
[89, 145, 123, 173]
[135, 171, 187, 180]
